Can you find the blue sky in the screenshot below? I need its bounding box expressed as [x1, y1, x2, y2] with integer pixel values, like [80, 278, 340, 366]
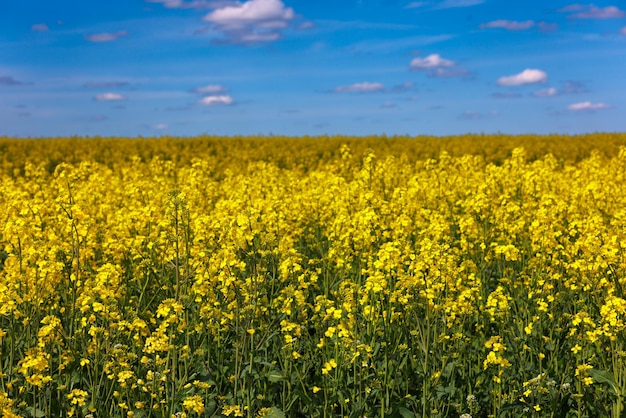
[2, 0, 625, 137]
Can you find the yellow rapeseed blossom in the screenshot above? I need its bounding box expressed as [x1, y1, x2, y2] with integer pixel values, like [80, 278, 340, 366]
[2, 136, 626, 416]
[183, 395, 205, 415]
[67, 389, 88, 407]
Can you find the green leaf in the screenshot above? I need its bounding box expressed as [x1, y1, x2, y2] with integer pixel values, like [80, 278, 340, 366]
[588, 369, 620, 395]
[26, 407, 46, 418]
[266, 370, 284, 382]
[398, 407, 416, 418]
[500, 402, 526, 412]
[263, 407, 286, 418]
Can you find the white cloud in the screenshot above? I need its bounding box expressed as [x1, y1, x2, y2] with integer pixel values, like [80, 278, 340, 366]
[332, 82, 385, 93]
[31, 23, 49, 32]
[559, 4, 625, 19]
[480, 20, 535, 30]
[567, 101, 610, 111]
[203, 0, 295, 43]
[410, 54, 455, 70]
[199, 95, 234, 105]
[497, 69, 547, 86]
[533, 87, 558, 97]
[94, 93, 125, 101]
[85, 31, 129, 42]
[621, 26, 626, 35]
[193, 84, 229, 94]
[155, 123, 169, 130]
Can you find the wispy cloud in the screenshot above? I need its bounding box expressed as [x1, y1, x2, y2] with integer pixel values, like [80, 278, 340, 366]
[85, 31, 129, 42]
[31, 23, 49, 32]
[404, 1, 427, 8]
[480, 20, 535, 30]
[193, 84, 229, 94]
[431, 68, 470, 78]
[155, 123, 169, 130]
[345, 34, 452, 54]
[84, 81, 130, 88]
[557, 4, 585, 13]
[405, 0, 484, 10]
[459, 111, 482, 120]
[332, 82, 385, 93]
[202, 0, 296, 44]
[532, 81, 586, 97]
[434, 0, 484, 9]
[567, 101, 610, 111]
[459, 110, 498, 120]
[497, 69, 547, 86]
[561, 81, 587, 94]
[147, 0, 237, 9]
[558, 4, 625, 19]
[0, 75, 27, 86]
[621, 26, 626, 35]
[297, 21, 315, 30]
[391, 81, 415, 92]
[94, 92, 125, 101]
[492, 92, 522, 99]
[314, 19, 418, 32]
[537, 21, 559, 32]
[198, 95, 234, 105]
[533, 87, 558, 97]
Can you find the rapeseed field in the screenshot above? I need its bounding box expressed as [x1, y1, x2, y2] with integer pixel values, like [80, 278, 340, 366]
[1, 134, 626, 417]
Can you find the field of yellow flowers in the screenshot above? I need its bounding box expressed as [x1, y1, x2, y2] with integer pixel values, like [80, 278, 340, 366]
[1, 134, 626, 418]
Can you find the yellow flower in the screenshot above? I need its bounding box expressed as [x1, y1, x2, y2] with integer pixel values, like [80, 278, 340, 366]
[575, 364, 592, 377]
[322, 359, 337, 375]
[524, 322, 533, 335]
[183, 395, 205, 415]
[221, 404, 244, 417]
[67, 389, 89, 407]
